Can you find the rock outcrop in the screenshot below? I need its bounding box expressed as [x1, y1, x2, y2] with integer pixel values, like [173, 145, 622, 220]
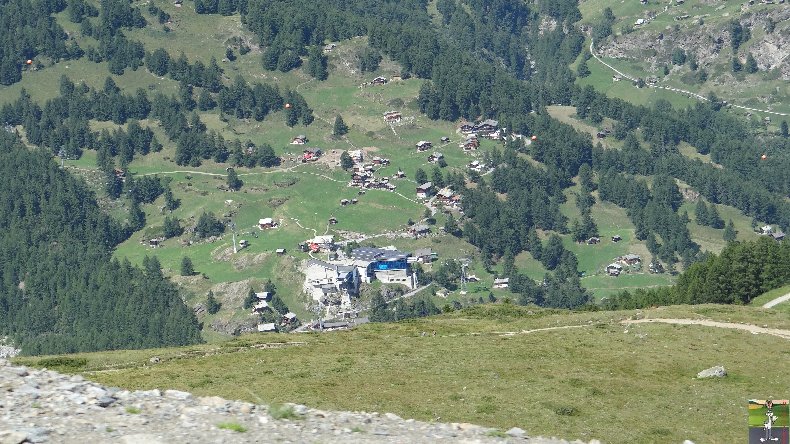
[0, 359, 595, 443]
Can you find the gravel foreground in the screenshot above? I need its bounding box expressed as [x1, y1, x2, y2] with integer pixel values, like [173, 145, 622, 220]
[0, 359, 597, 444]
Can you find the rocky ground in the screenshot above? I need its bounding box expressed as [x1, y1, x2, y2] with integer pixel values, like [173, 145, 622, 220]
[0, 359, 595, 444]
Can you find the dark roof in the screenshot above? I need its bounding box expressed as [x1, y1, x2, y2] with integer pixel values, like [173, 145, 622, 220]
[413, 248, 433, 257]
[307, 259, 356, 274]
[350, 247, 409, 262]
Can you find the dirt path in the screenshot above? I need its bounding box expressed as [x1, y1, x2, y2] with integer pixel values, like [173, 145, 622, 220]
[589, 41, 789, 117]
[763, 292, 790, 309]
[495, 324, 591, 337]
[622, 318, 790, 340]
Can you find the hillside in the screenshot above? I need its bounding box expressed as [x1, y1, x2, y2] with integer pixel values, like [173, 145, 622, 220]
[15, 303, 790, 443]
[0, 0, 788, 348]
[579, 0, 790, 121]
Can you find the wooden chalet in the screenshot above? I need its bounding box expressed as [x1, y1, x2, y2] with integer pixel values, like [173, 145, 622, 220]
[383, 111, 402, 123]
[290, 135, 307, 145]
[416, 140, 432, 151]
[371, 76, 388, 85]
[427, 152, 444, 163]
[416, 182, 433, 199]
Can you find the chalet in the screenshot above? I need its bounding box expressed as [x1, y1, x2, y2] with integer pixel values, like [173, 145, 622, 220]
[275, 248, 286, 255]
[348, 149, 363, 163]
[252, 300, 270, 314]
[771, 231, 786, 242]
[649, 262, 664, 274]
[256, 292, 272, 301]
[461, 135, 480, 151]
[303, 259, 361, 301]
[148, 237, 164, 248]
[383, 111, 402, 123]
[340, 198, 350, 206]
[173, 0, 182, 6]
[493, 278, 510, 289]
[611, 235, 622, 242]
[416, 140, 432, 151]
[416, 182, 433, 199]
[395, 169, 405, 178]
[371, 156, 389, 165]
[257, 323, 277, 332]
[459, 122, 476, 134]
[475, 119, 499, 136]
[238, 239, 249, 249]
[596, 131, 607, 139]
[323, 43, 337, 53]
[411, 248, 436, 263]
[3, 123, 15, 134]
[350, 247, 416, 288]
[113, 168, 126, 179]
[606, 263, 623, 276]
[351, 198, 359, 204]
[428, 152, 444, 163]
[328, 216, 338, 225]
[259, 218, 276, 230]
[371, 76, 388, 85]
[635, 18, 645, 26]
[290, 135, 307, 145]
[612, 75, 622, 82]
[410, 224, 430, 238]
[307, 235, 335, 251]
[468, 160, 486, 172]
[760, 225, 774, 235]
[466, 275, 479, 282]
[302, 148, 322, 162]
[435, 187, 455, 204]
[621, 254, 642, 265]
[282, 312, 298, 325]
[440, 136, 450, 143]
[586, 237, 601, 245]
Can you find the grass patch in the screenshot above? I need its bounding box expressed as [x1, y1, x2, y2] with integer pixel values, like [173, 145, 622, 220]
[125, 406, 142, 414]
[217, 422, 247, 433]
[485, 429, 508, 438]
[35, 357, 88, 371]
[268, 404, 301, 420]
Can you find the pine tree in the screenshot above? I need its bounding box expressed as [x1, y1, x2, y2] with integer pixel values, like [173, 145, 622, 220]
[180, 256, 195, 276]
[723, 219, 737, 243]
[340, 151, 353, 170]
[414, 168, 428, 184]
[206, 291, 221, 314]
[163, 216, 183, 238]
[306, 46, 328, 80]
[444, 213, 459, 236]
[695, 201, 709, 226]
[243, 288, 256, 309]
[707, 204, 724, 229]
[577, 59, 590, 78]
[731, 57, 742, 73]
[333, 115, 348, 136]
[226, 168, 242, 190]
[781, 121, 788, 138]
[164, 188, 180, 211]
[745, 53, 758, 73]
[128, 201, 146, 231]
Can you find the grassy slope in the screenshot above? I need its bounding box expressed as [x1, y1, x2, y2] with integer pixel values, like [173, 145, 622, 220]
[15, 304, 790, 443]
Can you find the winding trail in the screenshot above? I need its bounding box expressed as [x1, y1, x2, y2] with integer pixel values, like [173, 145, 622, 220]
[589, 41, 789, 117]
[763, 291, 790, 309]
[622, 318, 790, 340]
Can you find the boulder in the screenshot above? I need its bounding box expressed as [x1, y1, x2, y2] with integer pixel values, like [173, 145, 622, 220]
[696, 366, 726, 378]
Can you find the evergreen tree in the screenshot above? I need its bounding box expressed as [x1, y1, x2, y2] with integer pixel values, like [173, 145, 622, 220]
[128, 201, 146, 231]
[206, 291, 221, 314]
[723, 219, 737, 243]
[444, 213, 460, 236]
[163, 216, 183, 238]
[226, 168, 242, 190]
[695, 201, 709, 226]
[333, 115, 348, 136]
[707, 204, 725, 229]
[370, 293, 390, 322]
[306, 46, 328, 80]
[731, 57, 742, 73]
[180, 256, 195, 276]
[340, 151, 353, 170]
[164, 188, 180, 211]
[576, 59, 590, 78]
[541, 234, 565, 270]
[243, 288, 257, 309]
[431, 166, 445, 188]
[197, 89, 216, 111]
[781, 121, 788, 138]
[415, 168, 428, 184]
[745, 53, 758, 73]
[357, 47, 382, 73]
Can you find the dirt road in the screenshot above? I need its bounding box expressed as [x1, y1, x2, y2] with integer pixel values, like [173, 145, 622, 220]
[622, 318, 790, 340]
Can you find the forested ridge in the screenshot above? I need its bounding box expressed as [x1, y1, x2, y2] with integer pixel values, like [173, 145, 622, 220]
[0, 133, 201, 355]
